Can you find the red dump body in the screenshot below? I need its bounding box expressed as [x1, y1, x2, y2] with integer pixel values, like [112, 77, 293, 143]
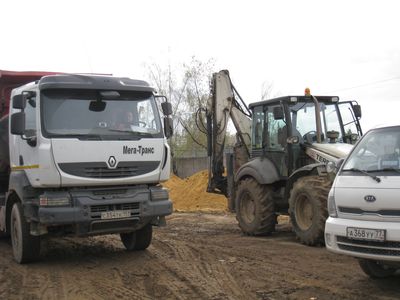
[0, 70, 59, 117]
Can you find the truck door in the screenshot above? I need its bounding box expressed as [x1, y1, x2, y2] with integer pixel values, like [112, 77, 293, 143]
[15, 94, 41, 183]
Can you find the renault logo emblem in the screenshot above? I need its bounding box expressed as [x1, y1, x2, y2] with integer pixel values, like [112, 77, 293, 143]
[364, 195, 376, 202]
[108, 156, 117, 169]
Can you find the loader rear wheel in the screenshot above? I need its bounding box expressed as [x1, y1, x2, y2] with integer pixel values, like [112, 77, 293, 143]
[358, 259, 397, 279]
[10, 202, 40, 263]
[120, 223, 152, 251]
[235, 178, 276, 235]
[288, 176, 330, 246]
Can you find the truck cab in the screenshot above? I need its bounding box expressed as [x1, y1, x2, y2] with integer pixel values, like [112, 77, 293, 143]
[0, 73, 173, 263]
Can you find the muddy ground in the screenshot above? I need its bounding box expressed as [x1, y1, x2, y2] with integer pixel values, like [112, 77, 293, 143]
[0, 212, 399, 300]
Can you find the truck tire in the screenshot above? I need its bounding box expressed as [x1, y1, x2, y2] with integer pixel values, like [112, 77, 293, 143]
[10, 202, 40, 263]
[235, 178, 276, 235]
[288, 176, 330, 246]
[120, 223, 152, 251]
[358, 259, 397, 279]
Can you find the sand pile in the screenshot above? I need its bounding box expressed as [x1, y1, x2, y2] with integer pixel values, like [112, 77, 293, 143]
[162, 170, 227, 212]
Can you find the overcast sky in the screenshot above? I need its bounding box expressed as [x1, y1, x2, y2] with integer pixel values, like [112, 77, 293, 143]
[1, 0, 399, 132]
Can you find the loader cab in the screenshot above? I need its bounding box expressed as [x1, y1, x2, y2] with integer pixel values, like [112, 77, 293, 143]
[249, 95, 362, 177]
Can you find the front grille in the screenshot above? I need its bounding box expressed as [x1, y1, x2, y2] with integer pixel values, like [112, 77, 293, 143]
[338, 244, 400, 256]
[59, 161, 159, 178]
[337, 236, 400, 257]
[339, 206, 400, 217]
[337, 236, 400, 248]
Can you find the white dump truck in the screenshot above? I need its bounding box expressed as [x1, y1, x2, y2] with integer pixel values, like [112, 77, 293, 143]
[0, 71, 173, 263]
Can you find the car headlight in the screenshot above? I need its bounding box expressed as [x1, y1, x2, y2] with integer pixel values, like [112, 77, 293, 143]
[327, 189, 338, 218]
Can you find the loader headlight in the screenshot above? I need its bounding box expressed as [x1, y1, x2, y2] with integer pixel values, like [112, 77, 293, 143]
[39, 195, 71, 207]
[150, 187, 169, 201]
[327, 189, 338, 218]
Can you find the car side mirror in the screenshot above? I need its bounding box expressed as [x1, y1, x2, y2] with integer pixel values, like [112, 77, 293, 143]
[11, 112, 26, 135]
[163, 117, 173, 138]
[353, 105, 361, 119]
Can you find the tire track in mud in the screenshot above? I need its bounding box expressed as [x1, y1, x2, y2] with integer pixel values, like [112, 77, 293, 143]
[150, 236, 248, 299]
[0, 213, 400, 300]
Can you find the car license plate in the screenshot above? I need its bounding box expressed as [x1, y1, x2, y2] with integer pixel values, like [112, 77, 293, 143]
[346, 227, 386, 242]
[101, 210, 131, 220]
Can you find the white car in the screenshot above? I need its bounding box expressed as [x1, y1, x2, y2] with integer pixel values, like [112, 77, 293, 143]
[325, 124, 400, 278]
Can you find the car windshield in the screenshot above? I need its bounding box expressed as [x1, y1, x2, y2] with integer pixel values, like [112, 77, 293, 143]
[343, 127, 400, 172]
[41, 89, 162, 139]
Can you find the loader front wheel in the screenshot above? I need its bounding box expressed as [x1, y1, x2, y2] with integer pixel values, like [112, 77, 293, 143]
[289, 176, 330, 246]
[236, 178, 276, 235]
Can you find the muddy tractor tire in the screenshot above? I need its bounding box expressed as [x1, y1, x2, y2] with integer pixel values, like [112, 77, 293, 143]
[10, 202, 40, 263]
[120, 223, 153, 251]
[288, 176, 330, 246]
[235, 178, 276, 235]
[358, 259, 397, 279]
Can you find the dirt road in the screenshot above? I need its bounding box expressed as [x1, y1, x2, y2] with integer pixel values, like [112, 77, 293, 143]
[0, 212, 399, 300]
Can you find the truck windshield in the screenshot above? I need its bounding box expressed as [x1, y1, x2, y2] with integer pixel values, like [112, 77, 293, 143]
[41, 90, 163, 139]
[343, 126, 400, 172]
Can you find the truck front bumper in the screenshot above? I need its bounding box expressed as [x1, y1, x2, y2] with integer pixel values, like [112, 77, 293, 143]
[28, 186, 172, 236]
[325, 217, 400, 262]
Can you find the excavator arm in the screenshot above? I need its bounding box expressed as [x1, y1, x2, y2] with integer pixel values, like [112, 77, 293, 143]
[206, 70, 252, 196]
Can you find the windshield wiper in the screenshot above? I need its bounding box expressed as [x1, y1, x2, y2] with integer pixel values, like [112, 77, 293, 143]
[342, 168, 381, 183]
[368, 168, 400, 174]
[51, 134, 103, 140]
[107, 128, 153, 137]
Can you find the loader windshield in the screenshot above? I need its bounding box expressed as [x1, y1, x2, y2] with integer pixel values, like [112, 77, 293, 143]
[290, 101, 344, 143]
[41, 89, 163, 139]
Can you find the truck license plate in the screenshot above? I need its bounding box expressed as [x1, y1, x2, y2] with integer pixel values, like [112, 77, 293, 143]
[346, 227, 386, 242]
[101, 210, 131, 220]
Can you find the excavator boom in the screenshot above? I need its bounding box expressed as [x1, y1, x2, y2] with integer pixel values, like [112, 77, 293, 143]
[206, 70, 252, 196]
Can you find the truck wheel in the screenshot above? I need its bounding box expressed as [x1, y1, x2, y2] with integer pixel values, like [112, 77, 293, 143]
[120, 223, 152, 251]
[288, 176, 330, 246]
[235, 178, 276, 235]
[10, 202, 40, 263]
[358, 259, 397, 278]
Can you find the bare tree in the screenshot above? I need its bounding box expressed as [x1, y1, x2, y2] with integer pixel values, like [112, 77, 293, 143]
[145, 57, 215, 158]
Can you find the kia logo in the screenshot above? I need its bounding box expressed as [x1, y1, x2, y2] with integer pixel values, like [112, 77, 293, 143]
[364, 195, 376, 202]
[108, 156, 117, 169]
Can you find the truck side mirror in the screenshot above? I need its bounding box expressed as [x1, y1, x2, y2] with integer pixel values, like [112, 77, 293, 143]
[12, 94, 26, 109]
[11, 112, 26, 135]
[161, 102, 173, 116]
[273, 107, 284, 120]
[353, 104, 361, 119]
[163, 117, 173, 138]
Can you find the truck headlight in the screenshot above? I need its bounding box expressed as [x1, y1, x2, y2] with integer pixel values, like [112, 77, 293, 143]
[150, 188, 169, 201]
[39, 195, 71, 207]
[327, 189, 338, 218]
